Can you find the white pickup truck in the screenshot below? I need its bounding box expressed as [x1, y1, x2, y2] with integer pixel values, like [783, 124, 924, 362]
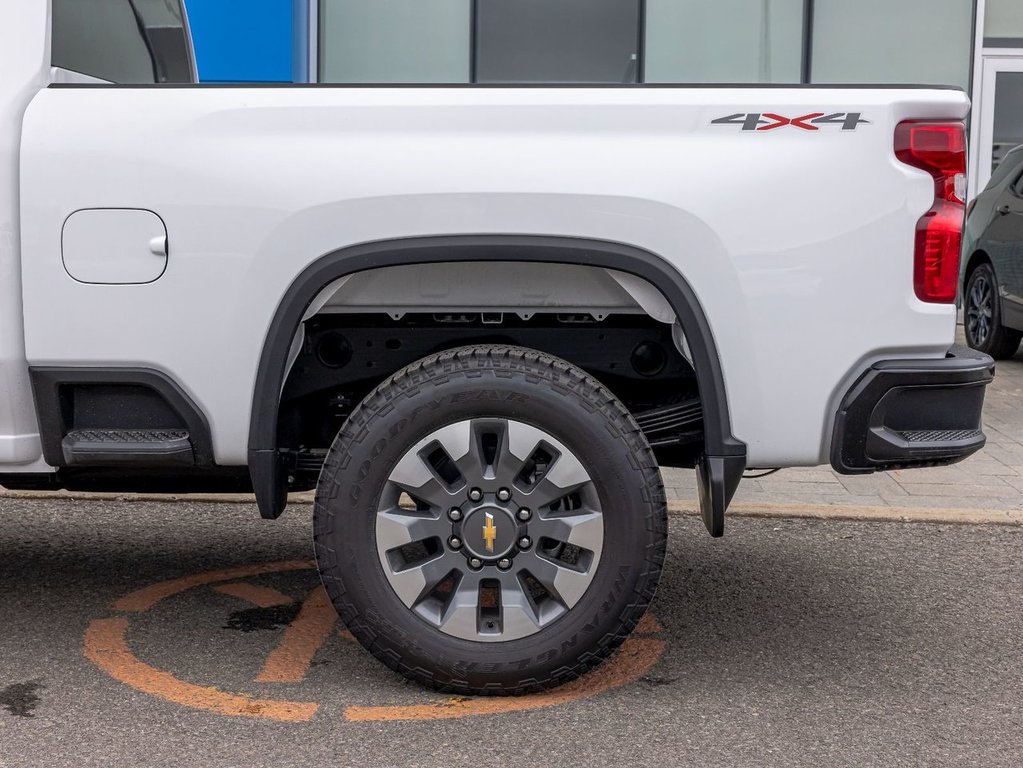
[0, 2, 995, 694]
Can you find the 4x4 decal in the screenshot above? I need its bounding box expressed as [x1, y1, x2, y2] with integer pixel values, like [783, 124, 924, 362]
[712, 112, 870, 131]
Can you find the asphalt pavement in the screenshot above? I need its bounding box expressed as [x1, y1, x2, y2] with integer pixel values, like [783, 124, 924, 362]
[0, 497, 1019, 767]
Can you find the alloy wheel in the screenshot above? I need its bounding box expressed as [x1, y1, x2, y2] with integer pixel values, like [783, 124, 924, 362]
[375, 418, 604, 642]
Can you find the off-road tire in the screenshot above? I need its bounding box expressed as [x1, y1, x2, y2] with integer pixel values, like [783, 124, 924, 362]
[313, 345, 667, 695]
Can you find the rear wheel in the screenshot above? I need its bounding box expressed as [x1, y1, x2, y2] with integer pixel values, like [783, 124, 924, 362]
[965, 263, 1021, 359]
[313, 345, 667, 694]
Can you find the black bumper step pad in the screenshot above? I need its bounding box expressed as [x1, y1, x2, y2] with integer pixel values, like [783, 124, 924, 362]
[61, 428, 194, 466]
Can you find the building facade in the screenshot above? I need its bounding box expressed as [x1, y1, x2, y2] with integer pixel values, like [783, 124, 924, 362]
[182, 0, 1021, 194]
[975, 0, 1023, 191]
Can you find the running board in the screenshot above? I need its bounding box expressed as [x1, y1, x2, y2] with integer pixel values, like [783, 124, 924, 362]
[61, 428, 195, 466]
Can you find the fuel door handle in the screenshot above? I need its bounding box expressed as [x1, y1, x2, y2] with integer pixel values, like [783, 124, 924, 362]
[149, 235, 168, 256]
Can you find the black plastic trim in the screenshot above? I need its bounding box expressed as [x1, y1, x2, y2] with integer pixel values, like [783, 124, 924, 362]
[984, 38, 1023, 49]
[801, 0, 815, 84]
[248, 235, 747, 523]
[831, 345, 994, 474]
[696, 454, 745, 538]
[29, 367, 214, 467]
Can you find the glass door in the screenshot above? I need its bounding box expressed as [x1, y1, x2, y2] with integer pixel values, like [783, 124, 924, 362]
[974, 56, 1023, 195]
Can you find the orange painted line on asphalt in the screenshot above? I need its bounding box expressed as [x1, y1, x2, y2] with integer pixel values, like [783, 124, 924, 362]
[255, 585, 338, 684]
[112, 560, 315, 612]
[634, 611, 662, 635]
[345, 618, 667, 722]
[84, 617, 318, 722]
[213, 582, 294, 608]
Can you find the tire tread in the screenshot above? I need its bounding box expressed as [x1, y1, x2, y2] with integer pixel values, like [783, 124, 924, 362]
[313, 345, 667, 695]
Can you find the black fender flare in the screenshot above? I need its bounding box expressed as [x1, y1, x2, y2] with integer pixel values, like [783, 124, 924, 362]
[248, 235, 746, 534]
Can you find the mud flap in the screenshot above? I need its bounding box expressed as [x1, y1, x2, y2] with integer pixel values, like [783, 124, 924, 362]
[695, 454, 745, 538]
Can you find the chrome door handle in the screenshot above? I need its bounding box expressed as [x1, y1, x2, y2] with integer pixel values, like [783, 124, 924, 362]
[997, 204, 1012, 215]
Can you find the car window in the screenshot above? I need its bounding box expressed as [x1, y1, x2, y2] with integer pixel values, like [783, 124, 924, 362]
[988, 147, 1023, 193]
[1013, 172, 1023, 198]
[52, 0, 195, 84]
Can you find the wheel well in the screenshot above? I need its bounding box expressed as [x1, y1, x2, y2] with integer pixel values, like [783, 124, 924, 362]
[248, 236, 747, 521]
[964, 250, 991, 284]
[278, 312, 703, 489]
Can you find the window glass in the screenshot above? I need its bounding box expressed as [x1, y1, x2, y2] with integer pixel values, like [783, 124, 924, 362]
[52, 0, 193, 83]
[811, 0, 972, 89]
[53, 0, 156, 82]
[319, 0, 471, 83]
[645, 0, 802, 84]
[993, 72, 1023, 173]
[985, 0, 1023, 46]
[475, 0, 641, 84]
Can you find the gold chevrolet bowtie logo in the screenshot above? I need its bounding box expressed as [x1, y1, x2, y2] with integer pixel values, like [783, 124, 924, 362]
[483, 512, 497, 553]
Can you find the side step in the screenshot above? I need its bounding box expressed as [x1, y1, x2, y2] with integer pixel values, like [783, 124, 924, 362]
[61, 429, 194, 466]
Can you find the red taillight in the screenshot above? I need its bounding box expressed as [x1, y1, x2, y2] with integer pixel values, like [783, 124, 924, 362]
[895, 121, 967, 304]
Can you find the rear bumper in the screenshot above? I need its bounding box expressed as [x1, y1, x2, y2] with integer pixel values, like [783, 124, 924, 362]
[831, 345, 995, 474]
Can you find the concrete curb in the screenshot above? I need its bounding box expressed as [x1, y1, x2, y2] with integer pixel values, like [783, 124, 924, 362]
[2, 490, 1021, 526]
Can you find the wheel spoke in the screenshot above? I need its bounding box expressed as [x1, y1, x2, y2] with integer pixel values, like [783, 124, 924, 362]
[385, 552, 458, 608]
[438, 572, 483, 637]
[971, 281, 984, 306]
[388, 421, 473, 507]
[967, 274, 998, 346]
[388, 475, 456, 512]
[455, 419, 508, 481]
[531, 510, 604, 554]
[499, 581, 543, 637]
[518, 443, 592, 508]
[519, 474, 590, 510]
[376, 509, 449, 551]
[519, 551, 593, 608]
[496, 419, 550, 486]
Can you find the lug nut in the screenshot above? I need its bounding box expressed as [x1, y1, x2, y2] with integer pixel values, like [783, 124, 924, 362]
[518, 536, 531, 550]
[468, 488, 483, 502]
[497, 558, 512, 571]
[517, 507, 531, 521]
[449, 536, 462, 550]
[497, 488, 512, 502]
[468, 557, 484, 570]
[448, 507, 462, 521]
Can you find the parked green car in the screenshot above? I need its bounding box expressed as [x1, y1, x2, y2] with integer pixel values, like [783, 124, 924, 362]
[962, 146, 1023, 358]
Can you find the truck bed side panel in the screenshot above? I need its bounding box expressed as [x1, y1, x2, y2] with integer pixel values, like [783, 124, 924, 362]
[17, 86, 969, 467]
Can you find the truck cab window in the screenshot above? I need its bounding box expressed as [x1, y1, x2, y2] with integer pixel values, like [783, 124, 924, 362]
[52, 0, 195, 84]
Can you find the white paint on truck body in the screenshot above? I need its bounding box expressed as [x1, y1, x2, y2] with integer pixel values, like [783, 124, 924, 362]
[0, 1, 49, 466]
[13, 85, 967, 467]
